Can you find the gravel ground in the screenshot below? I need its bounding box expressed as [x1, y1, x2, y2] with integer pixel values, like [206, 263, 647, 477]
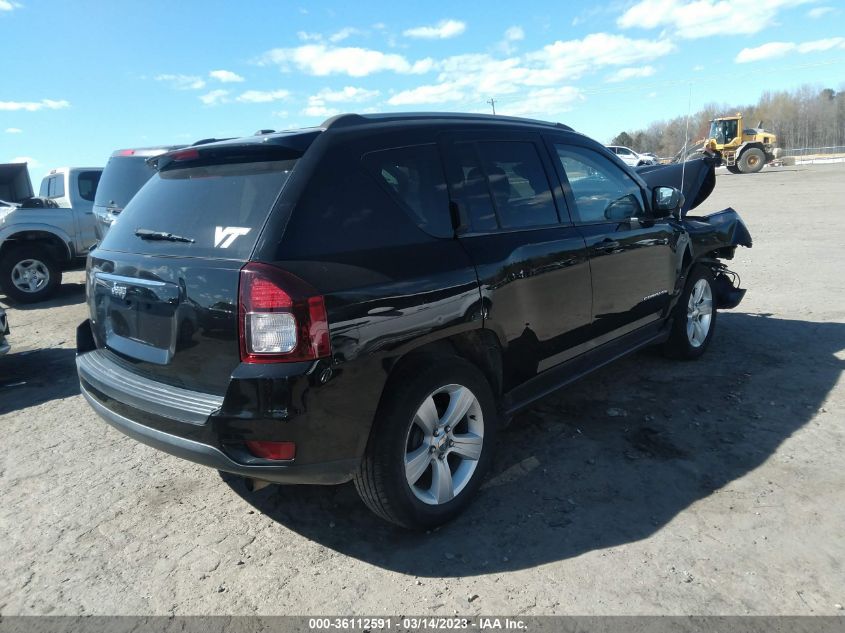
[1, 164, 843, 616]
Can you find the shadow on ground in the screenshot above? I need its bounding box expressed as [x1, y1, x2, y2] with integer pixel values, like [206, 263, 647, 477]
[223, 313, 845, 576]
[0, 348, 80, 414]
[0, 281, 85, 311]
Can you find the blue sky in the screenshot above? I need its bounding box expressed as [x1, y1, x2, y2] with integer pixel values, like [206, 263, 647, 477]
[2, 0, 843, 181]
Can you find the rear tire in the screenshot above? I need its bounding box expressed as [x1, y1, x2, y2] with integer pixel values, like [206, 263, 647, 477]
[0, 245, 61, 303]
[726, 165, 742, 174]
[354, 355, 498, 529]
[664, 265, 717, 360]
[738, 148, 765, 174]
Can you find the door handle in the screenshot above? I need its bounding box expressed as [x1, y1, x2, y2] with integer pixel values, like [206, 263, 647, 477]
[592, 239, 620, 252]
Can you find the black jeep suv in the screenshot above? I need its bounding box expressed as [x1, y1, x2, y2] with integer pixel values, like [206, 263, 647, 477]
[76, 113, 751, 529]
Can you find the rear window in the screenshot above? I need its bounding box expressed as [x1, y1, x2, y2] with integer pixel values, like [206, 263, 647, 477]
[94, 156, 158, 209]
[362, 144, 452, 239]
[77, 170, 101, 202]
[99, 159, 295, 259]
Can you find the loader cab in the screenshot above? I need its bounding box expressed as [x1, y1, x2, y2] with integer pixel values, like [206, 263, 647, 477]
[709, 117, 740, 147]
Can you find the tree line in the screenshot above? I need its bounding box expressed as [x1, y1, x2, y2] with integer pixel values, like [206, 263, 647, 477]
[610, 83, 845, 157]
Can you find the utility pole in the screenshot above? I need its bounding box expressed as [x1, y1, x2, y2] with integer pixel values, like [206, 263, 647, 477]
[487, 98, 497, 115]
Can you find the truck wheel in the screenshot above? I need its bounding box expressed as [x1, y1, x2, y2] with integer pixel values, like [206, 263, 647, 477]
[738, 148, 765, 173]
[726, 165, 742, 174]
[664, 265, 717, 360]
[0, 246, 62, 303]
[354, 355, 498, 529]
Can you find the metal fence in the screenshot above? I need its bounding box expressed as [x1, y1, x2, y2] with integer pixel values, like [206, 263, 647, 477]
[782, 145, 845, 157]
[779, 146, 845, 165]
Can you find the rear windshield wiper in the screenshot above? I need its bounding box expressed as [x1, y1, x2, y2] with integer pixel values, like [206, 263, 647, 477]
[134, 228, 195, 243]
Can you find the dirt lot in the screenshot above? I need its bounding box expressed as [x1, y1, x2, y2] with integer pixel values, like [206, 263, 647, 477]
[1, 164, 844, 616]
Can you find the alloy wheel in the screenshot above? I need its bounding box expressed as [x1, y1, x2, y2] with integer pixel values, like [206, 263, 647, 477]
[686, 278, 713, 348]
[404, 384, 484, 506]
[11, 259, 50, 294]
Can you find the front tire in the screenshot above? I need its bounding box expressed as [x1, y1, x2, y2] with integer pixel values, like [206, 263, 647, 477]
[738, 147, 765, 174]
[354, 355, 498, 529]
[0, 246, 61, 303]
[664, 265, 717, 360]
[726, 165, 742, 174]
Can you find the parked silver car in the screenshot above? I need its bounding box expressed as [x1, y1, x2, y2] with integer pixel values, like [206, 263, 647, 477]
[606, 145, 657, 167]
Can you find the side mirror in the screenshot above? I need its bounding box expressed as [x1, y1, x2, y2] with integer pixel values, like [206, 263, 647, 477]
[652, 186, 685, 218]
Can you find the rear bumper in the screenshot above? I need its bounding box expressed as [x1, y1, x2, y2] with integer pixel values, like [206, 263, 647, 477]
[76, 326, 368, 485]
[80, 383, 357, 484]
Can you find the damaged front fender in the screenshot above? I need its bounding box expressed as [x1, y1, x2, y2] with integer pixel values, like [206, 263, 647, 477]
[682, 208, 752, 309]
[683, 207, 752, 259]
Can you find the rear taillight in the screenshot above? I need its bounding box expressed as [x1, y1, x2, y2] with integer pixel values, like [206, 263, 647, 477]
[238, 262, 331, 363]
[245, 440, 296, 460]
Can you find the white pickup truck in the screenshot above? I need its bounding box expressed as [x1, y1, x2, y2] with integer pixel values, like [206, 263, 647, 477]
[0, 163, 103, 302]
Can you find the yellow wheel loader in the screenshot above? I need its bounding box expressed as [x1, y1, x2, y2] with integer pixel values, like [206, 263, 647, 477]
[679, 114, 781, 174]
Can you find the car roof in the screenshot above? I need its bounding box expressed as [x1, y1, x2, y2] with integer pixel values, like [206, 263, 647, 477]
[183, 112, 575, 154]
[321, 112, 573, 132]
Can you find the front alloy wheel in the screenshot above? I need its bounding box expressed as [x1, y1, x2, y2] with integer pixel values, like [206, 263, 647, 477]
[663, 265, 718, 360]
[686, 278, 713, 348]
[11, 258, 51, 295]
[0, 246, 61, 303]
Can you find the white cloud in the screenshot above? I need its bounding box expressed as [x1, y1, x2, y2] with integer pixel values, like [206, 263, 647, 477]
[0, 1, 22, 10]
[0, 99, 69, 112]
[807, 6, 834, 18]
[403, 19, 466, 39]
[5, 127, 22, 133]
[296, 27, 365, 44]
[258, 44, 434, 77]
[198, 89, 229, 105]
[155, 74, 206, 90]
[505, 26, 525, 42]
[606, 65, 656, 82]
[618, 0, 815, 39]
[209, 69, 244, 83]
[498, 26, 526, 54]
[388, 82, 466, 105]
[384, 32, 672, 112]
[297, 30, 322, 42]
[499, 87, 584, 117]
[317, 86, 380, 102]
[10, 156, 39, 168]
[329, 27, 362, 42]
[304, 86, 379, 118]
[735, 37, 845, 62]
[302, 104, 340, 118]
[236, 89, 290, 103]
[524, 33, 673, 84]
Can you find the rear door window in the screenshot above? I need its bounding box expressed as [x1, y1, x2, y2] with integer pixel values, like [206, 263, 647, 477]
[448, 140, 560, 232]
[47, 176, 65, 199]
[100, 159, 295, 259]
[77, 170, 101, 201]
[362, 144, 452, 238]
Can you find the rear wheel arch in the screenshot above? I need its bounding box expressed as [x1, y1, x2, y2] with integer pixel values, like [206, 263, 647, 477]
[381, 329, 504, 402]
[0, 230, 73, 264]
